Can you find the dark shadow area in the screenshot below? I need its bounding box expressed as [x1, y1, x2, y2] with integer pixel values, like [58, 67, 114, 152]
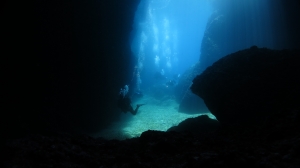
[2, 0, 140, 137]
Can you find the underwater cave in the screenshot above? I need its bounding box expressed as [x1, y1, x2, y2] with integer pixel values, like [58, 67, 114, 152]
[2, 0, 300, 167]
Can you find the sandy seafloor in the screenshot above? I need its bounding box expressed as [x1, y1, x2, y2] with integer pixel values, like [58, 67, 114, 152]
[93, 94, 216, 140]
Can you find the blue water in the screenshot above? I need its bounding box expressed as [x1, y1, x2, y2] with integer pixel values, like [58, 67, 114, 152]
[130, 0, 212, 90]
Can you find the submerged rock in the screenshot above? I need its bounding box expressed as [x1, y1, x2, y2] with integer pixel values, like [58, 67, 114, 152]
[191, 46, 300, 126]
[174, 62, 209, 114]
[167, 115, 220, 134]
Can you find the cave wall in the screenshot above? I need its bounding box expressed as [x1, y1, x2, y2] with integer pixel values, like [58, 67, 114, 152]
[200, 0, 300, 69]
[2, 0, 140, 136]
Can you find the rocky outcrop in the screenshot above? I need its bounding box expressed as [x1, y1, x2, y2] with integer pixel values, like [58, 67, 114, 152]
[199, 11, 225, 68]
[191, 46, 300, 126]
[167, 115, 220, 134]
[174, 62, 209, 114]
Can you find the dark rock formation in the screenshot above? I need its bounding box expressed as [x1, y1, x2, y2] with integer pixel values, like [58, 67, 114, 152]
[191, 46, 300, 126]
[167, 115, 220, 134]
[1, 0, 140, 136]
[174, 62, 209, 114]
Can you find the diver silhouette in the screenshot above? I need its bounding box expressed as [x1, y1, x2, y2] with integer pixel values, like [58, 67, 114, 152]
[117, 85, 144, 115]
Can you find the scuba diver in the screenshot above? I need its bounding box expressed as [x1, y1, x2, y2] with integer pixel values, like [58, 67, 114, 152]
[165, 79, 177, 87]
[117, 85, 144, 115]
[165, 73, 180, 87]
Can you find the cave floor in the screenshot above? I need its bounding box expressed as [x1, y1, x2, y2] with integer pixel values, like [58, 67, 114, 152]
[93, 95, 215, 140]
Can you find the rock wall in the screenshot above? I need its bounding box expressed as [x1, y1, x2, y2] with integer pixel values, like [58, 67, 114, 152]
[2, 0, 140, 136]
[199, 0, 300, 69]
[174, 62, 209, 114]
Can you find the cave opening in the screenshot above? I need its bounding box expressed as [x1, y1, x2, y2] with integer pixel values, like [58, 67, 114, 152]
[94, 0, 299, 140]
[95, 0, 214, 140]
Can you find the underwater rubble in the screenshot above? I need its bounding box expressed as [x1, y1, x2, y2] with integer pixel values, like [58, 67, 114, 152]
[3, 124, 300, 167]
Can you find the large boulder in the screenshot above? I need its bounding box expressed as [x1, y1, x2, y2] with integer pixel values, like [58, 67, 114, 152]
[191, 46, 300, 126]
[174, 62, 209, 114]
